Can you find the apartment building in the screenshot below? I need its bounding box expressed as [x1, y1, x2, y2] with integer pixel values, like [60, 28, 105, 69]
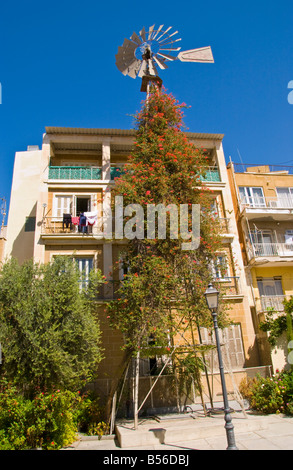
[227, 162, 293, 371]
[5, 127, 261, 408]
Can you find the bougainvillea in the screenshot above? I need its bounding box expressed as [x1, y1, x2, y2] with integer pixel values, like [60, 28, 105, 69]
[106, 87, 230, 359]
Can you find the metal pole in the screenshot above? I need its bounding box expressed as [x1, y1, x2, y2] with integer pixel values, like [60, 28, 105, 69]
[212, 310, 238, 450]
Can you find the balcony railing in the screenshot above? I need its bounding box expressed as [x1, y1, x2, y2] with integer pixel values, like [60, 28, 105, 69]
[96, 280, 122, 300]
[250, 242, 293, 258]
[218, 218, 231, 233]
[260, 295, 286, 312]
[110, 167, 124, 179]
[79, 280, 122, 299]
[41, 216, 104, 235]
[214, 276, 241, 296]
[48, 166, 125, 181]
[48, 166, 102, 180]
[240, 195, 293, 211]
[200, 167, 221, 182]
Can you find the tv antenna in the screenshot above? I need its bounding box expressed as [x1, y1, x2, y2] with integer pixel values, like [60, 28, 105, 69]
[0, 197, 6, 236]
[115, 25, 214, 93]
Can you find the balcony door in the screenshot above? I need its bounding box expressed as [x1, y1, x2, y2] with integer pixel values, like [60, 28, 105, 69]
[251, 230, 276, 256]
[257, 278, 284, 312]
[76, 196, 91, 215]
[276, 187, 293, 208]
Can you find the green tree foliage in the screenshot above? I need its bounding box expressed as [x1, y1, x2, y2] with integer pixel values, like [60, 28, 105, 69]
[0, 256, 104, 395]
[259, 297, 293, 348]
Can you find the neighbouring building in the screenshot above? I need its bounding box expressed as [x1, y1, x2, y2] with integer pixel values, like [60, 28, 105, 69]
[5, 127, 265, 413]
[227, 162, 293, 372]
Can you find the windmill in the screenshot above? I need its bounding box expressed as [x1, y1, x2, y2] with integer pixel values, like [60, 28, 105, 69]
[115, 24, 214, 92]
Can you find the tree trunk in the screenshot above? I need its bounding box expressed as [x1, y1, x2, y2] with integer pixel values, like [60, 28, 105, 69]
[104, 348, 133, 428]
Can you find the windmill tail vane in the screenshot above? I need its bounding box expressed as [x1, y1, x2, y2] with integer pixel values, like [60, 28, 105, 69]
[115, 24, 214, 91]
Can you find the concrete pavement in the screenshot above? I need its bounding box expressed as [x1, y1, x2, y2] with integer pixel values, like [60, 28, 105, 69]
[64, 408, 293, 451]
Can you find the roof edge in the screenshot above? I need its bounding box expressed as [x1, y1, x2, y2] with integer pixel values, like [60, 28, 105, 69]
[45, 127, 224, 140]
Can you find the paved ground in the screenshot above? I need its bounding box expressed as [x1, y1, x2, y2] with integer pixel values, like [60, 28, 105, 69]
[63, 410, 293, 451]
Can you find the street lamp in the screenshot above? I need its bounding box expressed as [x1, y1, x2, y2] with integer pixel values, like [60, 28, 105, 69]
[204, 283, 238, 450]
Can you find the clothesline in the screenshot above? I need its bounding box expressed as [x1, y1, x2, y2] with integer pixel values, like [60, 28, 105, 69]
[63, 211, 99, 231]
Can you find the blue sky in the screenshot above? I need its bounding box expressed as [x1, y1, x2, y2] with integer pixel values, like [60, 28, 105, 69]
[0, 0, 293, 219]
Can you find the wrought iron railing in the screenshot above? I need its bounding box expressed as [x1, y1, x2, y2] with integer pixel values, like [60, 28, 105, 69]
[260, 295, 286, 312]
[240, 195, 293, 211]
[41, 216, 104, 235]
[251, 242, 293, 258]
[214, 276, 241, 295]
[96, 280, 123, 300]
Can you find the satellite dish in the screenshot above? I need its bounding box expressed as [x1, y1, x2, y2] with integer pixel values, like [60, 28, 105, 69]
[115, 24, 214, 89]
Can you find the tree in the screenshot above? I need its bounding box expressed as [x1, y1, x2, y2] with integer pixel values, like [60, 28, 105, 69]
[105, 87, 230, 421]
[0, 256, 104, 396]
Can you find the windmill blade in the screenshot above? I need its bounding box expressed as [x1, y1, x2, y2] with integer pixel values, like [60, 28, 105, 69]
[157, 26, 173, 42]
[131, 31, 142, 45]
[159, 31, 179, 45]
[127, 59, 142, 78]
[157, 51, 177, 61]
[177, 46, 214, 63]
[160, 47, 181, 52]
[137, 60, 148, 78]
[140, 26, 146, 42]
[148, 24, 155, 40]
[153, 55, 168, 70]
[159, 38, 182, 47]
[151, 24, 164, 40]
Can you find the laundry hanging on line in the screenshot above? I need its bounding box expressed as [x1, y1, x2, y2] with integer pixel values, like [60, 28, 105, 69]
[63, 211, 99, 230]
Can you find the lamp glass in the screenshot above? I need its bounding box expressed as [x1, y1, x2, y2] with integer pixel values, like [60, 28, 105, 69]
[204, 284, 219, 311]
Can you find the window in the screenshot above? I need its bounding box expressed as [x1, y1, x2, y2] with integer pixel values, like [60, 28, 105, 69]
[76, 257, 94, 290]
[53, 256, 94, 290]
[212, 254, 230, 279]
[276, 187, 293, 208]
[200, 324, 245, 370]
[239, 187, 265, 207]
[52, 194, 94, 219]
[25, 216, 36, 232]
[53, 195, 72, 219]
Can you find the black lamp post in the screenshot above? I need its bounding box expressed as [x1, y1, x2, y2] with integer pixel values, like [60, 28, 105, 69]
[204, 283, 238, 450]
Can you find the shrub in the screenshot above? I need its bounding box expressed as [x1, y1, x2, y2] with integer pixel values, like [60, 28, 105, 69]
[240, 370, 293, 415]
[76, 391, 108, 438]
[27, 389, 80, 450]
[0, 378, 110, 449]
[0, 379, 80, 450]
[0, 379, 30, 449]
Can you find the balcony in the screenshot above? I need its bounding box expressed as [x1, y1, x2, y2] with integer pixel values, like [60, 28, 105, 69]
[215, 276, 242, 297]
[259, 295, 286, 313]
[247, 242, 293, 264]
[48, 166, 102, 180]
[40, 216, 104, 242]
[200, 167, 221, 182]
[239, 195, 293, 220]
[96, 280, 122, 300]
